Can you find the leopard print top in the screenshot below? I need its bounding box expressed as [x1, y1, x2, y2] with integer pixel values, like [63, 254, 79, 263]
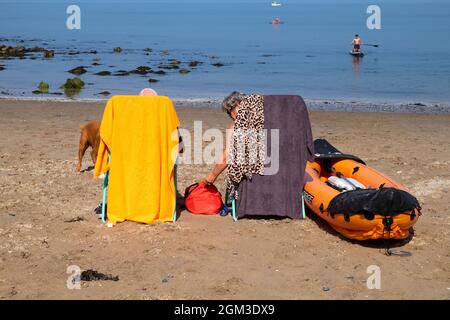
[227, 94, 265, 198]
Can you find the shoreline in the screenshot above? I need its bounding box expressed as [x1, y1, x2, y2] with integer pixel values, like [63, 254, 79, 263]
[1, 96, 450, 114]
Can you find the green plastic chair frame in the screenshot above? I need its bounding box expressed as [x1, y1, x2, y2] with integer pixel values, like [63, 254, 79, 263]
[229, 191, 306, 222]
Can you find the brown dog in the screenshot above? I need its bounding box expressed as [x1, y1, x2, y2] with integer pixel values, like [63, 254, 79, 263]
[76, 121, 101, 172]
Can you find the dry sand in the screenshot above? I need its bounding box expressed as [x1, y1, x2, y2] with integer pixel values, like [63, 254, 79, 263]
[0, 99, 449, 300]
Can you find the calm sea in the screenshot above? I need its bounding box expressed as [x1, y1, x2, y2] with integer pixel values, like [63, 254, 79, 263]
[0, 0, 449, 102]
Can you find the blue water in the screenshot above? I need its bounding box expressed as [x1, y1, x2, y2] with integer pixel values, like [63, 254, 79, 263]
[0, 0, 449, 102]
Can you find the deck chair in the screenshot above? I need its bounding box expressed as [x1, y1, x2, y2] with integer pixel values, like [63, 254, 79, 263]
[99, 159, 179, 224]
[94, 95, 181, 225]
[226, 95, 314, 221]
[227, 192, 306, 222]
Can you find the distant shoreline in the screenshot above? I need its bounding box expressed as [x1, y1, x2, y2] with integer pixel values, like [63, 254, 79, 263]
[1, 96, 450, 114]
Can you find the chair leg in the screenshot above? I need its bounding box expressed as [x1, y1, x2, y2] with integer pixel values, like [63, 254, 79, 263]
[101, 171, 109, 224]
[172, 162, 178, 223]
[232, 197, 237, 222]
[301, 191, 306, 219]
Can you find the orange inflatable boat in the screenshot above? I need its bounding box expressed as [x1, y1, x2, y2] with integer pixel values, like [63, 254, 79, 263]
[304, 139, 421, 241]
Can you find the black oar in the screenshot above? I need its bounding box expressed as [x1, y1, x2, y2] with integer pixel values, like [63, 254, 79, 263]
[363, 44, 379, 47]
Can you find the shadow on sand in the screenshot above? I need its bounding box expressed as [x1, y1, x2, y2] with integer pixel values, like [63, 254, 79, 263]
[305, 207, 414, 256]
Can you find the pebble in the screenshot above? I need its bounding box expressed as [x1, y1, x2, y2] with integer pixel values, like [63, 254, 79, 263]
[162, 274, 174, 283]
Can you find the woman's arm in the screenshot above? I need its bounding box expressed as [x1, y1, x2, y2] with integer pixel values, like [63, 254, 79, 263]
[204, 154, 227, 183]
[203, 121, 234, 184]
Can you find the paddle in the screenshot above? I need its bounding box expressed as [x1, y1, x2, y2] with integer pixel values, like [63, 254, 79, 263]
[363, 44, 379, 47]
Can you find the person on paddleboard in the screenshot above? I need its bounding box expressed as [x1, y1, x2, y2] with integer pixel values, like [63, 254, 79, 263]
[352, 34, 362, 53]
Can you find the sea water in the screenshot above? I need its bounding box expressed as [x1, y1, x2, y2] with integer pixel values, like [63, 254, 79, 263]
[0, 0, 449, 103]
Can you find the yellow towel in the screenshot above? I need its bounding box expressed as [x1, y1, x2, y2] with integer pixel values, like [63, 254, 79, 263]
[94, 96, 180, 224]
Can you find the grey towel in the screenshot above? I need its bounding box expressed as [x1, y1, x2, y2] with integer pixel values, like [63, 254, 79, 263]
[236, 95, 314, 219]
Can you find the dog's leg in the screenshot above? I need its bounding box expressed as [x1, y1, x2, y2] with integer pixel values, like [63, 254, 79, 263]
[90, 148, 97, 167]
[77, 134, 89, 172]
[90, 138, 100, 167]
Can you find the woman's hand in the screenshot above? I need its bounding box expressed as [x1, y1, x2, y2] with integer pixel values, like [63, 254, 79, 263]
[201, 173, 216, 185]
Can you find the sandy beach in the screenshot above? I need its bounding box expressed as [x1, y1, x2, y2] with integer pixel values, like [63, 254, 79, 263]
[0, 98, 449, 300]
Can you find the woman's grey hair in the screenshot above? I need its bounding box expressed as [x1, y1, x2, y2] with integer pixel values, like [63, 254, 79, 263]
[222, 91, 246, 116]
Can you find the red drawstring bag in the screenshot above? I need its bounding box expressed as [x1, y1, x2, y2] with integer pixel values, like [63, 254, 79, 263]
[184, 182, 223, 215]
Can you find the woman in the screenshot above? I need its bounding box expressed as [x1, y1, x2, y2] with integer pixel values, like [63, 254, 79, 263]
[202, 91, 246, 184]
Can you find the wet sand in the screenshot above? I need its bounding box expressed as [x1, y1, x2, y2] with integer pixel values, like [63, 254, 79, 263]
[0, 99, 449, 299]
